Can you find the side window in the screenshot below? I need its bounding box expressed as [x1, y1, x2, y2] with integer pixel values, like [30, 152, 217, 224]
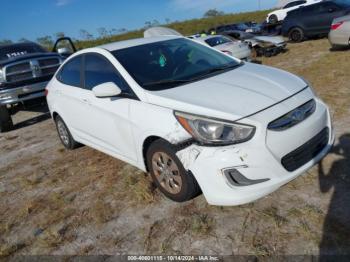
[57, 56, 82, 87]
[84, 53, 130, 93]
[284, 0, 306, 8]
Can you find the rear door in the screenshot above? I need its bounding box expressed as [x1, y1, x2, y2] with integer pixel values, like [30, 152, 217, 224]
[316, 2, 345, 33]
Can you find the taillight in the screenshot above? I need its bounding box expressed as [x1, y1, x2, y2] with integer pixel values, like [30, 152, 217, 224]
[44, 88, 48, 96]
[331, 22, 344, 30]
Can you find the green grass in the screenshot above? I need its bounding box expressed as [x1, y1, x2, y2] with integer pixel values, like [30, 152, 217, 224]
[74, 9, 271, 49]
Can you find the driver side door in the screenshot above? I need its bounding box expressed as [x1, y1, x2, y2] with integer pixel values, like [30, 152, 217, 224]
[79, 52, 138, 161]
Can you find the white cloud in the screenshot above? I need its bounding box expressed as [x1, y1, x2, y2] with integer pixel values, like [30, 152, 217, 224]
[170, 0, 242, 11]
[56, 0, 71, 7]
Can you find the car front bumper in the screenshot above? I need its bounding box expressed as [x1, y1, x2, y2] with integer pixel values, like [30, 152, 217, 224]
[0, 81, 48, 106]
[176, 95, 334, 206]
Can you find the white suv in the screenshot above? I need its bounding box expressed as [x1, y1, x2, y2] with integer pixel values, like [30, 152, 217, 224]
[46, 36, 334, 206]
[267, 0, 322, 24]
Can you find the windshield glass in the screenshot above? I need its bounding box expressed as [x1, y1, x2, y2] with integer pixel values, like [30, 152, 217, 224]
[205, 36, 232, 47]
[0, 43, 47, 61]
[112, 38, 240, 91]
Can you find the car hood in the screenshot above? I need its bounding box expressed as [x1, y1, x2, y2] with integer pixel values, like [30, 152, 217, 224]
[144, 63, 307, 121]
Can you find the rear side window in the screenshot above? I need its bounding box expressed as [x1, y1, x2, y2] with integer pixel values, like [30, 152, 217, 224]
[83, 53, 130, 93]
[57, 56, 82, 87]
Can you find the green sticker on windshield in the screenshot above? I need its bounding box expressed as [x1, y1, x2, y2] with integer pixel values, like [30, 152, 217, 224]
[159, 54, 167, 67]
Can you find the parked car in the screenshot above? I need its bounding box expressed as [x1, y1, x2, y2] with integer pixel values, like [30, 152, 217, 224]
[0, 38, 76, 132]
[267, 0, 322, 24]
[282, 0, 350, 42]
[329, 14, 350, 47]
[208, 22, 263, 35]
[191, 35, 252, 61]
[224, 30, 287, 57]
[47, 36, 334, 206]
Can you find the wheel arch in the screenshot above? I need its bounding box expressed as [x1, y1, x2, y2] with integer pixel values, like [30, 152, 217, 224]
[142, 135, 162, 172]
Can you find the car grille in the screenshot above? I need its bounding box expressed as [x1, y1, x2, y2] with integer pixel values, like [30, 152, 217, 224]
[4, 57, 61, 84]
[281, 127, 329, 172]
[268, 99, 316, 131]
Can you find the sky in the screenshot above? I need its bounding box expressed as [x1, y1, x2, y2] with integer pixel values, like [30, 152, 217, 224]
[0, 0, 277, 42]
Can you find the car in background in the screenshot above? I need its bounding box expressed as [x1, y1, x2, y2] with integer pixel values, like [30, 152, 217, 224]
[47, 36, 334, 206]
[224, 30, 287, 57]
[208, 22, 263, 35]
[191, 35, 252, 61]
[282, 0, 350, 42]
[329, 14, 350, 47]
[0, 38, 76, 132]
[267, 0, 322, 24]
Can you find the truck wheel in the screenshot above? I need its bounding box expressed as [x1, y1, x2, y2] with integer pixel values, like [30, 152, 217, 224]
[146, 139, 201, 202]
[54, 115, 79, 149]
[0, 106, 13, 133]
[289, 27, 304, 42]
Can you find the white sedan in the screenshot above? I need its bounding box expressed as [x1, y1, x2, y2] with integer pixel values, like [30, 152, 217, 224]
[46, 36, 334, 206]
[267, 0, 322, 24]
[192, 35, 252, 61]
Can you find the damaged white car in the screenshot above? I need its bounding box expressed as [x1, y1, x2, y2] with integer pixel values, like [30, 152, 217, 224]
[46, 36, 334, 206]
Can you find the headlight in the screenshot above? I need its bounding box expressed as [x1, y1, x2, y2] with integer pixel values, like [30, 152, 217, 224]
[175, 111, 255, 145]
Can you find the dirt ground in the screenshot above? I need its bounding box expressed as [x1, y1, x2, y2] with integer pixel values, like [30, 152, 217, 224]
[0, 38, 349, 257]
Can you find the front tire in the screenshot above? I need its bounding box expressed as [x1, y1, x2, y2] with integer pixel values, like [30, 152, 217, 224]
[289, 27, 304, 42]
[0, 106, 13, 133]
[146, 139, 201, 202]
[54, 115, 79, 149]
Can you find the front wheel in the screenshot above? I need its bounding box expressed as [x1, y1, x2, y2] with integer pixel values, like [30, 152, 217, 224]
[289, 27, 304, 42]
[146, 139, 201, 202]
[0, 106, 13, 133]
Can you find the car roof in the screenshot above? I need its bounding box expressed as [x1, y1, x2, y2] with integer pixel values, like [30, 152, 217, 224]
[99, 35, 181, 51]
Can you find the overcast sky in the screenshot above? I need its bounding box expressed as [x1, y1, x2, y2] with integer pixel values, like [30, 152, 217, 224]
[0, 0, 277, 41]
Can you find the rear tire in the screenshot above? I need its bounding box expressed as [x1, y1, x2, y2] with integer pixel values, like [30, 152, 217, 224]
[146, 139, 201, 202]
[54, 115, 79, 150]
[0, 106, 13, 133]
[269, 14, 278, 25]
[289, 27, 304, 42]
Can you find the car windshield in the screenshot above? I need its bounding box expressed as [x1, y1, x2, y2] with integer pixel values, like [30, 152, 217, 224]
[205, 36, 232, 47]
[0, 43, 47, 61]
[112, 38, 241, 91]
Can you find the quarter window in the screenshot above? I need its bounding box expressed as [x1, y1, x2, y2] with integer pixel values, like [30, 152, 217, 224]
[84, 53, 130, 93]
[57, 56, 82, 87]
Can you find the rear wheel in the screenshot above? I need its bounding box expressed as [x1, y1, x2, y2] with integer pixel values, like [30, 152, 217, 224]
[0, 106, 13, 133]
[289, 27, 304, 42]
[146, 139, 201, 202]
[54, 115, 79, 149]
[269, 14, 278, 25]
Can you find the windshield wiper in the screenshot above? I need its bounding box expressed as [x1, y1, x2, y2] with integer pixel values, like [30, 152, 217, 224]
[200, 63, 242, 76]
[143, 79, 192, 87]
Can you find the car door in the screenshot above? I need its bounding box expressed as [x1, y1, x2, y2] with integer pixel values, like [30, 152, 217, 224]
[55, 55, 90, 138]
[78, 52, 137, 161]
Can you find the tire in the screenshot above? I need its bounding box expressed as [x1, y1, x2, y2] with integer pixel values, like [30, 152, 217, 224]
[0, 106, 13, 133]
[54, 115, 79, 150]
[146, 139, 201, 202]
[289, 27, 304, 42]
[269, 14, 278, 25]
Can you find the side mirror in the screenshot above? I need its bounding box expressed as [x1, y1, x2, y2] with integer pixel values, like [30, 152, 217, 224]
[92, 82, 122, 98]
[57, 47, 72, 57]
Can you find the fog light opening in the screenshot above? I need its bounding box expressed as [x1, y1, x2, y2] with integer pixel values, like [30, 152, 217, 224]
[223, 168, 270, 187]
